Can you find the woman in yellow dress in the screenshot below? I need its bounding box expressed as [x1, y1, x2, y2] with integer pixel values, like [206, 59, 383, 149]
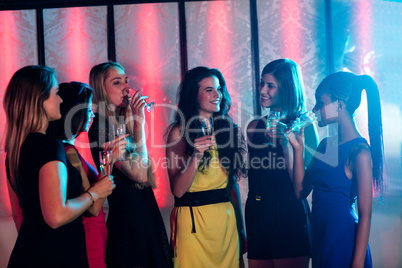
[166, 66, 247, 267]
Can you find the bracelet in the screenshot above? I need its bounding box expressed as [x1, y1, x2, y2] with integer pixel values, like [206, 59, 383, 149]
[85, 191, 95, 207]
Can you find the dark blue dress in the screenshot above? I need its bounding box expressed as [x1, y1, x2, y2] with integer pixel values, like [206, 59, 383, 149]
[307, 137, 372, 268]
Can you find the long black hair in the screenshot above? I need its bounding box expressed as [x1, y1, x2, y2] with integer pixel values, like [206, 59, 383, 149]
[47, 82, 93, 141]
[169, 66, 246, 180]
[316, 71, 384, 195]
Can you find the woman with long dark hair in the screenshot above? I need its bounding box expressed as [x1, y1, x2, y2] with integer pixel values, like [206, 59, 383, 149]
[47, 82, 126, 268]
[246, 59, 318, 268]
[166, 66, 247, 267]
[4, 66, 114, 268]
[288, 71, 383, 267]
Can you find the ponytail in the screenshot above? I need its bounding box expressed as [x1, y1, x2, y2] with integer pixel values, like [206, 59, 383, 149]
[316, 72, 384, 197]
[360, 75, 384, 196]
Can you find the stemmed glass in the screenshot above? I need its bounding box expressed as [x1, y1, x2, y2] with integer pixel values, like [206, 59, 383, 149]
[287, 110, 316, 133]
[127, 88, 155, 112]
[99, 150, 113, 176]
[200, 118, 216, 151]
[266, 111, 281, 146]
[113, 124, 127, 161]
[200, 119, 212, 137]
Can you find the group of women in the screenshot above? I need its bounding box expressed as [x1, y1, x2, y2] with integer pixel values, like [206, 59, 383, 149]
[4, 58, 383, 268]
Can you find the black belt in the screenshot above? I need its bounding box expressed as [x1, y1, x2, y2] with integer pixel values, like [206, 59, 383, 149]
[174, 188, 229, 233]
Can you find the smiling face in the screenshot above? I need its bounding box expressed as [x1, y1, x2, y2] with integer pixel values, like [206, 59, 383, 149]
[105, 67, 129, 107]
[259, 73, 281, 110]
[313, 91, 339, 127]
[197, 76, 223, 118]
[43, 78, 62, 122]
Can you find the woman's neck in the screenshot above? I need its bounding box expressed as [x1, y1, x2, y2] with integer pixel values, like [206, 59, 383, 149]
[37, 120, 49, 134]
[337, 116, 361, 144]
[269, 107, 282, 113]
[198, 111, 212, 120]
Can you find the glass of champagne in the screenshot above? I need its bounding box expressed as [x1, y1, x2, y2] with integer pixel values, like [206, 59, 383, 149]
[99, 150, 113, 176]
[266, 111, 281, 145]
[128, 88, 155, 112]
[285, 110, 316, 135]
[200, 118, 216, 151]
[200, 119, 212, 137]
[113, 124, 127, 161]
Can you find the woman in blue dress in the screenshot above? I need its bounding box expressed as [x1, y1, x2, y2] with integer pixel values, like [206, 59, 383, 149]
[287, 71, 383, 268]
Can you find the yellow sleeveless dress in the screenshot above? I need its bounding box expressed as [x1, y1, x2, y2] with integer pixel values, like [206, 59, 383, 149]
[170, 149, 240, 268]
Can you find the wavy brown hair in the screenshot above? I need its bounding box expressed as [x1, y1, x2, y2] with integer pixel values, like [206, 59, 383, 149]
[169, 66, 247, 180]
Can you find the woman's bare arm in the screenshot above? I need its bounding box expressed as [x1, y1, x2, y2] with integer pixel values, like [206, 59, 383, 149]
[65, 148, 105, 217]
[166, 126, 214, 198]
[114, 92, 148, 183]
[39, 161, 113, 229]
[350, 144, 373, 268]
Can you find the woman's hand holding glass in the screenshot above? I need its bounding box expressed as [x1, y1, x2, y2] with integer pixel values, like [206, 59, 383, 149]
[112, 124, 129, 161]
[265, 111, 287, 145]
[200, 118, 216, 151]
[193, 136, 216, 158]
[103, 134, 129, 163]
[127, 88, 155, 112]
[283, 110, 315, 150]
[286, 110, 316, 134]
[87, 173, 115, 201]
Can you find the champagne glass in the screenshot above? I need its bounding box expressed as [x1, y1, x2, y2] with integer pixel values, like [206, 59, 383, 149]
[200, 118, 216, 151]
[286, 110, 316, 133]
[266, 111, 281, 146]
[128, 88, 155, 112]
[200, 119, 212, 137]
[99, 150, 113, 176]
[266, 111, 281, 132]
[113, 124, 127, 161]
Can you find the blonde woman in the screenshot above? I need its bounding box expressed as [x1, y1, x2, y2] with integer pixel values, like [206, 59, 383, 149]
[4, 66, 114, 268]
[88, 62, 172, 268]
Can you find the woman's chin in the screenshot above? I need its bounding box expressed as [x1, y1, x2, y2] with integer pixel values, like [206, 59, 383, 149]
[260, 102, 271, 108]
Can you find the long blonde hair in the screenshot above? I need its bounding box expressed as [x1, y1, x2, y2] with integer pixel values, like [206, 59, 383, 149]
[4, 65, 56, 197]
[89, 62, 155, 189]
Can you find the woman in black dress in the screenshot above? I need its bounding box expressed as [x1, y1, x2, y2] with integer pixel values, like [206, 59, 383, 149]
[4, 65, 114, 268]
[246, 59, 319, 268]
[88, 62, 172, 268]
[47, 82, 128, 268]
